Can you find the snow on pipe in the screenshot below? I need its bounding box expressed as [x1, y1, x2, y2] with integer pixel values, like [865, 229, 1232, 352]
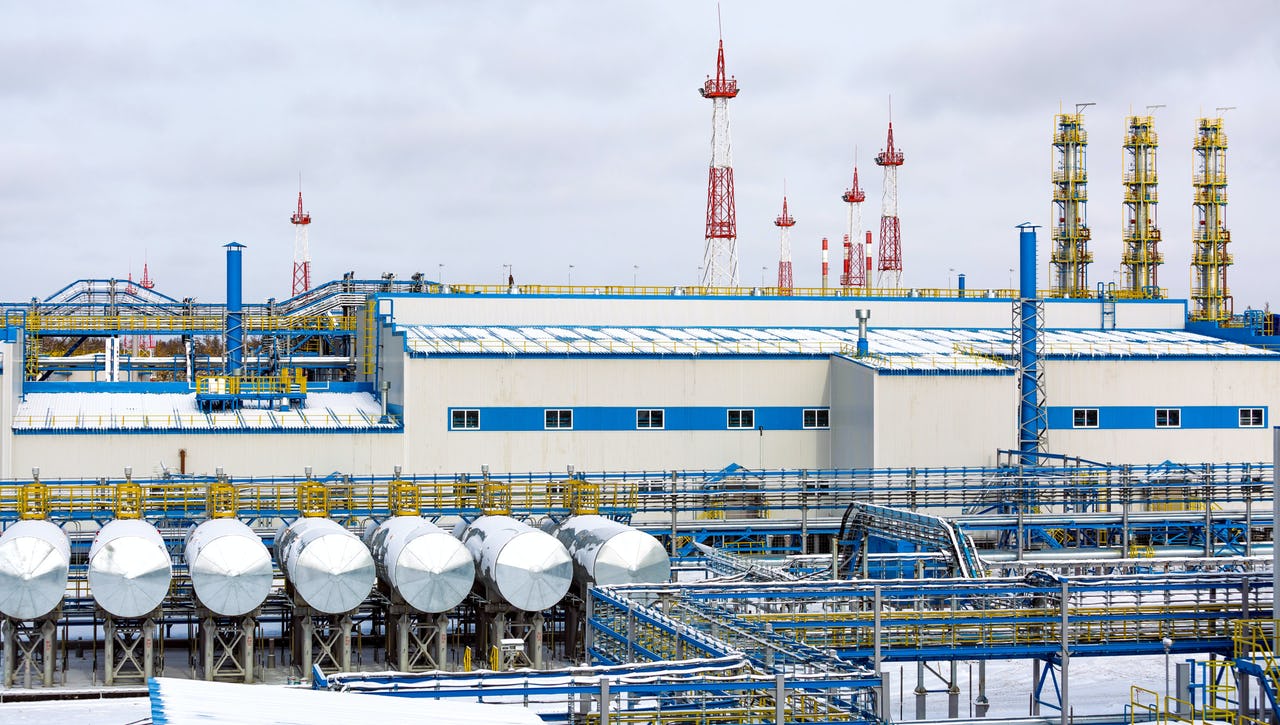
[454, 515, 572, 612]
[275, 518, 376, 615]
[185, 519, 274, 617]
[88, 519, 173, 618]
[0, 520, 71, 620]
[364, 516, 475, 613]
[547, 515, 671, 588]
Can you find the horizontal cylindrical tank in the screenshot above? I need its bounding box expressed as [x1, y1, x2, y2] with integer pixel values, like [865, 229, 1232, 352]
[454, 516, 572, 612]
[0, 520, 71, 620]
[365, 517, 475, 613]
[185, 519, 274, 617]
[550, 515, 671, 588]
[88, 519, 173, 618]
[275, 518, 375, 614]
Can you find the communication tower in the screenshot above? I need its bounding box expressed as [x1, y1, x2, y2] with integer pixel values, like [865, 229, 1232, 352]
[1121, 113, 1162, 298]
[874, 111, 904, 288]
[1190, 114, 1232, 321]
[291, 189, 312, 297]
[841, 157, 867, 288]
[1050, 106, 1093, 297]
[699, 36, 739, 288]
[774, 195, 795, 293]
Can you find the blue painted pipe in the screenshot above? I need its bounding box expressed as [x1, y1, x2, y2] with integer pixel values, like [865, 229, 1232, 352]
[225, 242, 245, 375]
[1017, 224, 1041, 466]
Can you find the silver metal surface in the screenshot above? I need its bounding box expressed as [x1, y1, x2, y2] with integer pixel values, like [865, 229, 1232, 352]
[455, 516, 572, 612]
[551, 515, 671, 587]
[88, 519, 173, 618]
[276, 518, 375, 614]
[185, 519, 274, 617]
[365, 517, 474, 613]
[0, 520, 71, 620]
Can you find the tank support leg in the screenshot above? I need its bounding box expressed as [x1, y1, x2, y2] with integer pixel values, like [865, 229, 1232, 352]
[2, 617, 59, 688]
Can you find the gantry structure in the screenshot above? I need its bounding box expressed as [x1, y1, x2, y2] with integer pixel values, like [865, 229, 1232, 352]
[1190, 116, 1233, 322]
[1121, 115, 1162, 298]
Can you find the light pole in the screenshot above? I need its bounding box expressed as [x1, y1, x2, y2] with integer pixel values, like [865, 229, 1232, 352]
[437, 263, 444, 284]
[633, 265, 638, 286]
[1008, 268, 1014, 292]
[697, 266, 703, 285]
[503, 263, 512, 289]
[761, 265, 767, 288]
[948, 267, 955, 290]
[568, 264, 575, 286]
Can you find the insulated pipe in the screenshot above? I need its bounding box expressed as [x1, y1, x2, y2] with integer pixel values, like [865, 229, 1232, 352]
[88, 519, 173, 618]
[185, 519, 273, 617]
[1017, 223, 1042, 466]
[549, 515, 671, 588]
[0, 520, 70, 620]
[365, 516, 475, 613]
[454, 515, 572, 612]
[224, 241, 245, 374]
[276, 518, 376, 614]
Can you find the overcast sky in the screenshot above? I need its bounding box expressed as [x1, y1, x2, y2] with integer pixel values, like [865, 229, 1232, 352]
[3, 2, 1278, 310]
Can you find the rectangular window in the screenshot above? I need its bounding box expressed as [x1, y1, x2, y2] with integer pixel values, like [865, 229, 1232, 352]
[1240, 408, 1265, 428]
[803, 408, 830, 429]
[544, 409, 573, 430]
[1072, 408, 1098, 429]
[636, 409, 665, 429]
[727, 409, 755, 429]
[450, 409, 480, 430]
[1155, 408, 1181, 428]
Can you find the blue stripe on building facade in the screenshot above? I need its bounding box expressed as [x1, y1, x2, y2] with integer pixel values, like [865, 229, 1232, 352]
[447, 406, 828, 432]
[1047, 406, 1268, 430]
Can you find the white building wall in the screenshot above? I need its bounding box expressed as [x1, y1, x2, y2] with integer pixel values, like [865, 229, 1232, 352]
[830, 357, 874, 468]
[383, 294, 1183, 332]
[1045, 359, 1280, 463]
[12, 432, 401, 479]
[872, 373, 1017, 468]
[402, 356, 832, 473]
[0, 340, 16, 478]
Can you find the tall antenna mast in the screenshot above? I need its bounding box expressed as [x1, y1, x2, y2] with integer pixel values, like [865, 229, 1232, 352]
[774, 188, 795, 294]
[291, 177, 313, 297]
[699, 14, 740, 288]
[875, 99, 905, 288]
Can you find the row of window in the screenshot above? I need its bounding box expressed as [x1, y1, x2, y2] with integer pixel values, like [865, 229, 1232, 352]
[1071, 407, 1265, 429]
[450, 408, 831, 431]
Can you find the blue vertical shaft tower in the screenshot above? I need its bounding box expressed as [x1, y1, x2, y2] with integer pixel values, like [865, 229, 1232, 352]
[1017, 224, 1044, 466]
[225, 242, 245, 375]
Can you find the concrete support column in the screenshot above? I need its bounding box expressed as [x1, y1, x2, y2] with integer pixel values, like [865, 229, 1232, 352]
[948, 660, 960, 718]
[915, 660, 927, 719]
[975, 660, 989, 717]
[1031, 659, 1041, 716]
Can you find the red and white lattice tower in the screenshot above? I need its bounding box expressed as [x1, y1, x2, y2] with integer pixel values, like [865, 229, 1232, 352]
[875, 113, 905, 288]
[291, 190, 312, 297]
[841, 158, 867, 288]
[774, 195, 795, 293]
[699, 38, 739, 288]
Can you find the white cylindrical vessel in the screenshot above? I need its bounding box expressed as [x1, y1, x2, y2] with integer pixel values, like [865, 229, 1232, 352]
[454, 516, 572, 612]
[275, 518, 375, 614]
[551, 515, 671, 587]
[365, 517, 475, 613]
[0, 520, 71, 620]
[88, 519, 173, 618]
[185, 519, 274, 617]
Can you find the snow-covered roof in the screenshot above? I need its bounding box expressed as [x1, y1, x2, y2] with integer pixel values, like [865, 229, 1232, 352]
[13, 392, 398, 432]
[148, 677, 542, 725]
[396, 323, 1275, 370]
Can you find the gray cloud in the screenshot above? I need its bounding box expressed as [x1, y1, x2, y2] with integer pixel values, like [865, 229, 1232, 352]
[1, 1, 1276, 309]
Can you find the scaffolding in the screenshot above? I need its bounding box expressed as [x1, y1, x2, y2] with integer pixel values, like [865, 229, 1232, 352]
[1191, 116, 1233, 322]
[1121, 115, 1163, 298]
[1050, 110, 1093, 297]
